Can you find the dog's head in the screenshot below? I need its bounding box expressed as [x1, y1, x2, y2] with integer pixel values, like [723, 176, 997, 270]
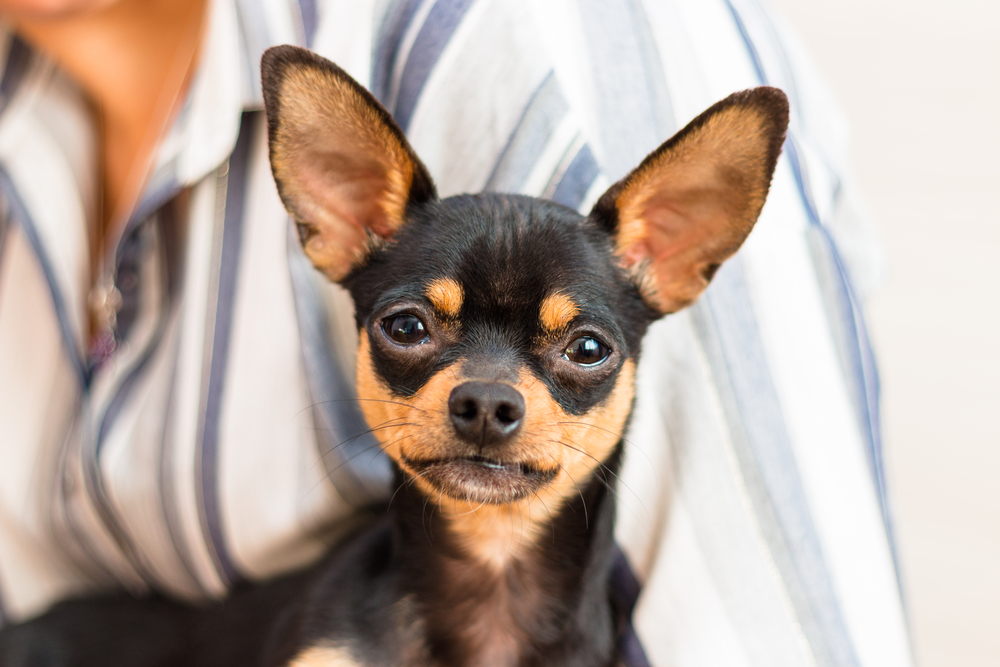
[262, 46, 787, 517]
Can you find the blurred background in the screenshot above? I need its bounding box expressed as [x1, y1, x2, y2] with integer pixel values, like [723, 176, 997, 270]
[766, 1, 1000, 665]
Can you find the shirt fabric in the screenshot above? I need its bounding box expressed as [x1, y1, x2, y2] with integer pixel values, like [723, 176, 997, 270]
[0, 1, 912, 665]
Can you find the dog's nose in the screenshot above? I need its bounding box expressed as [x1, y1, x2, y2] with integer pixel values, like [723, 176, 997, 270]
[448, 382, 525, 446]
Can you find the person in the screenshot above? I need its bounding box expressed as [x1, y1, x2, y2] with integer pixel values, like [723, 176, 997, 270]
[0, 0, 912, 664]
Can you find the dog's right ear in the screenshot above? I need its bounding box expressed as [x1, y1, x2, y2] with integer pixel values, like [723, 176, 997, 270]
[588, 87, 789, 315]
[262, 45, 436, 282]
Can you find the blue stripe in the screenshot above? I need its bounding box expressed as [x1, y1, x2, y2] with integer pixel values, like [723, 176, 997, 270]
[371, 0, 426, 105]
[575, 0, 674, 179]
[392, 0, 476, 132]
[723, 0, 767, 87]
[0, 36, 32, 115]
[0, 168, 88, 387]
[724, 0, 894, 555]
[197, 113, 256, 587]
[484, 71, 570, 194]
[299, 0, 318, 47]
[550, 144, 600, 211]
[694, 259, 862, 667]
[88, 254, 171, 583]
[286, 223, 393, 505]
[609, 545, 651, 667]
[811, 221, 897, 568]
[158, 336, 205, 592]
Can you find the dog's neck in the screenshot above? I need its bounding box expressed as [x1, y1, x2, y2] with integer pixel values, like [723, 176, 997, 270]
[392, 450, 621, 667]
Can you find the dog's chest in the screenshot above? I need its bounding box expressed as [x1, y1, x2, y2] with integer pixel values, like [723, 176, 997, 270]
[286, 558, 561, 667]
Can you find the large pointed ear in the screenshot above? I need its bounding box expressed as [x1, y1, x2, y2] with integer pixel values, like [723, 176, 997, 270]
[589, 87, 789, 315]
[261, 45, 436, 282]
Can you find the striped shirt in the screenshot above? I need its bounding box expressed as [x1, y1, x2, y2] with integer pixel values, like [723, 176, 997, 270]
[0, 0, 911, 665]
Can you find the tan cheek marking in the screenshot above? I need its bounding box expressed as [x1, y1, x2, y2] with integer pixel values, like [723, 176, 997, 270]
[538, 292, 579, 333]
[355, 331, 465, 469]
[552, 359, 636, 499]
[355, 331, 413, 463]
[287, 644, 360, 667]
[425, 277, 464, 317]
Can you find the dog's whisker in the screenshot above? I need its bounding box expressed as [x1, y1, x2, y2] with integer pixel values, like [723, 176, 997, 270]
[452, 500, 487, 517]
[389, 468, 433, 511]
[292, 397, 429, 422]
[556, 439, 652, 525]
[305, 434, 415, 499]
[529, 489, 557, 546]
[559, 464, 589, 530]
[558, 420, 657, 471]
[313, 419, 416, 465]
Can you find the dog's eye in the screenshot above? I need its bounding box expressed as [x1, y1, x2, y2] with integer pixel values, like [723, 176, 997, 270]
[383, 314, 428, 345]
[563, 336, 610, 366]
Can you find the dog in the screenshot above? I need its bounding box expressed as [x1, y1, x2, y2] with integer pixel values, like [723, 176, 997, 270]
[0, 45, 787, 667]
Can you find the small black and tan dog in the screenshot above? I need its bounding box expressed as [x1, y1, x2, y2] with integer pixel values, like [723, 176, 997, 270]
[0, 46, 787, 667]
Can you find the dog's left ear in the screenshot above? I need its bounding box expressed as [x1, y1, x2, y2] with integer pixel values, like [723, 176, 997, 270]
[589, 87, 789, 315]
[262, 45, 436, 282]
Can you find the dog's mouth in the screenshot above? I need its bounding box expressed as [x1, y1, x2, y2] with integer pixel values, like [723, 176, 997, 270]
[400, 454, 558, 505]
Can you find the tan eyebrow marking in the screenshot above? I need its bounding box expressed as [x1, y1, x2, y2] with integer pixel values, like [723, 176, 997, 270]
[539, 292, 580, 333]
[425, 277, 464, 317]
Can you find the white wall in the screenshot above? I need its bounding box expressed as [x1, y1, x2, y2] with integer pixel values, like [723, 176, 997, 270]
[764, 1, 1000, 665]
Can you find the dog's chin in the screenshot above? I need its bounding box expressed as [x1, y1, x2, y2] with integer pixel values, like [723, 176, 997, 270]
[401, 455, 558, 505]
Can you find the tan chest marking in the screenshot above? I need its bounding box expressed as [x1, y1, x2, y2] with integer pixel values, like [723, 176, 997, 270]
[287, 644, 360, 667]
[425, 277, 464, 317]
[538, 291, 579, 333]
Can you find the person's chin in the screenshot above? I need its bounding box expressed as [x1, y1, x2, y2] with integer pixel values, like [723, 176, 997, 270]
[0, 0, 127, 21]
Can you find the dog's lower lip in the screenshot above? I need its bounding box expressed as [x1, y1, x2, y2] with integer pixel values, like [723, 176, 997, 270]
[401, 455, 556, 504]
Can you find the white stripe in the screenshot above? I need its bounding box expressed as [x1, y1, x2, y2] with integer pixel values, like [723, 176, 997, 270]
[744, 170, 911, 667]
[0, 85, 91, 359]
[218, 122, 342, 580]
[0, 226, 90, 621]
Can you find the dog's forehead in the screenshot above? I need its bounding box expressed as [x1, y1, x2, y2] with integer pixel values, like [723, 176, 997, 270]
[347, 192, 652, 366]
[406, 194, 622, 316]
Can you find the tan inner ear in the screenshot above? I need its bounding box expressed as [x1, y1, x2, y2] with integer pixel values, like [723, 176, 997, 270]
[614, 104, 779, 313]
[271, 66, 416, 282]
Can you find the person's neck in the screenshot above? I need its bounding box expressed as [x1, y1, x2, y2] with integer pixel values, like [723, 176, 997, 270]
[392, 449, 621, 667]
[12, 0, 207, 260]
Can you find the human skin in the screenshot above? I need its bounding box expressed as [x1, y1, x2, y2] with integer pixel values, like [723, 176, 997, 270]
[0, 0, 207, 306]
